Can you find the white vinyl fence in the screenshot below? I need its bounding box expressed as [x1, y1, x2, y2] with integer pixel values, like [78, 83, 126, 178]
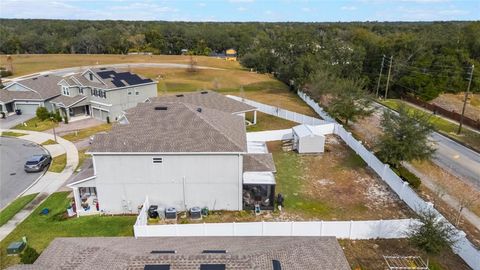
[246, 129, 293, 142]
[296, 91, 480, 270]
[227, 95, 326, 125]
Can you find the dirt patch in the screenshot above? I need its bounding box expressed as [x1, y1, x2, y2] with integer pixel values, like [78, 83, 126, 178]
[432, 93, 480, 121]
[340, 239, 471, 270]
[270, 136, 413, 220]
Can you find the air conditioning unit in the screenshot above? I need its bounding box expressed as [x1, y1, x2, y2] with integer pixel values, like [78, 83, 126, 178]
[165, 207, 177, 219]
[148, 205, 158, 219]
[190, 207, 202, 219]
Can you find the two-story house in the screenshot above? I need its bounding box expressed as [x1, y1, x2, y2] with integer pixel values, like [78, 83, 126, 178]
[67, 94, 276, 216]
[1, 68, 157, 122]
[51, 67, 157, 121]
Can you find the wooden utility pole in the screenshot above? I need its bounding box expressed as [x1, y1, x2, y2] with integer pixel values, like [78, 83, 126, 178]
[457, 64, 474, 134]
[384, 55, 393, 99]
[375, 55, 385, 98]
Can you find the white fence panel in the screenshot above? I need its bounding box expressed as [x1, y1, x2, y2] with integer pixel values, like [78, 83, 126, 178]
[204, 223, 235, 236]
[176, 224, 205, 236]
[263, 222, 294, 236]
[322, 221, 351, 238]
[235, 222, 263, 236]
[246, 129, 293, 142]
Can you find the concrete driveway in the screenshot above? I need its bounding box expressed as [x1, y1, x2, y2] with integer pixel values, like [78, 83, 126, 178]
[0, 114, 34, 129]
[0, 136, 47, 209]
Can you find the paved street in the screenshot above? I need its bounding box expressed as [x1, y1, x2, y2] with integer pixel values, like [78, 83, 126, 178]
[373, 102, 480, 189]
[0, 114, 34, 129]
[0, 136, 47, 209]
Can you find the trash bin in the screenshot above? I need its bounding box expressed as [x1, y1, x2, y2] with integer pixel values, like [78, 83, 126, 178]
[15, 109, 22, 115]
[0, 112, 5, 119]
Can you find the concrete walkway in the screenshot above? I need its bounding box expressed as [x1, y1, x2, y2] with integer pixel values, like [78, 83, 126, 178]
[403, 163, 480, 230]
[0, 128, 78, 241]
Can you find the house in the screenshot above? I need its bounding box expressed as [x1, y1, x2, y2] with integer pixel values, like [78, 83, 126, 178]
[225, 48, 237, 61]
[0, 67, 158, 122]
[292, 124, 326, 153]
[0, 75, 63, 115]
[67, 96, 274, 216]
[7, 236, 351, 270]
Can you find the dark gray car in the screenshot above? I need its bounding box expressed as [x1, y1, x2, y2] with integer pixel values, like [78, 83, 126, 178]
[24, 154, 51, 173]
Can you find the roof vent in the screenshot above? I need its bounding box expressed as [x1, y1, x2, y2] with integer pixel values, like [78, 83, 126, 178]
[100, 67, 107, 70]
[200, 91, 208, 94]
[44, 75, 49, 77]
[155, 106, 168, 111]
[32, 78, 38, 80]
[197, 108, 202, 113]
[175, 94, 184, 97]
[202, 250, 227, 254]
[151, 250, 176, 254]
[272, 260, 282, 270]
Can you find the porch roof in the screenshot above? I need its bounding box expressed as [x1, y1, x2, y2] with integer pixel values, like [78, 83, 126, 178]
[50, 95, 87, 108]
[243, 171, 276, 185]
[66, 158, 95, 186]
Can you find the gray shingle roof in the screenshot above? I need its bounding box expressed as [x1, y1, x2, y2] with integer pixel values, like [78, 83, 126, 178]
[90, 102, 247, 153]
[243, 153, 276, 172]
[153, 91, 256, 114]
[7, 236, 350, 270]
[49, 95, 87, 108]
[1, 75, 62, 102]
[66, 158, 94, 186]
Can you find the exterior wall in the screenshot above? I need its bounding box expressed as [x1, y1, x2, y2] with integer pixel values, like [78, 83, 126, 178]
[92, 153, 242, 214]
[298, 134, 325, 153]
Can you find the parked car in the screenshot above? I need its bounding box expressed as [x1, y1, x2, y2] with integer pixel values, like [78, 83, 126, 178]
[24, 154, 51, 173]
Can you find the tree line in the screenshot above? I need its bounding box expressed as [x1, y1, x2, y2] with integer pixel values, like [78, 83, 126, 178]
[0, 19, 479, 100]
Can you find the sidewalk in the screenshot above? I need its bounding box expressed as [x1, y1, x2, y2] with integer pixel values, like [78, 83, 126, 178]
[403, 162, 480, 230]
[0, 128, 78, 241]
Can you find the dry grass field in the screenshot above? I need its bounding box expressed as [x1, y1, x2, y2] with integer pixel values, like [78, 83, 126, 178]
[0, 54, 242, 77]
[433, 93, 480, 120]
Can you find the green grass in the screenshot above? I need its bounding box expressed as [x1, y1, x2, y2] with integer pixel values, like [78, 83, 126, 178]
[246, 112, 298, 132]
[0, 194, 38, 226]
[0, 131, 26, 137]
[48, 154, 66, 173]
[61, 123, 112, 142]
[0, 192, 135, 269]
[41, 139, 58, 145]
[272, 145, 333, 218]
[13, 117, 58, 131]
[380, 99, 480, 151]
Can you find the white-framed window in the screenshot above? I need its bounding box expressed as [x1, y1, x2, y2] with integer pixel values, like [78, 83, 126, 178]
[62, 86, 70, 96]
[152, 157, 163, 164]
[135, 91, 140, 95]
[128, 90, 132, 95]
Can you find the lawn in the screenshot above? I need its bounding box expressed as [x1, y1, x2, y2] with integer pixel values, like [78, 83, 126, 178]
[13, 117, 58, 132]
[0, 192, 136, 269]
[0, 131, 26, 137]
[0, 194, 38, 226]
[269, 137, 412, 220]
[1, 54, 241, 78]
[340, 239, 471, 270]
[380, 99, 480, 151]
[48, 153, 66, 173]
[41, 139, 58, 145]
[61, 123, 112, 142]
[246, 112, 298, 132]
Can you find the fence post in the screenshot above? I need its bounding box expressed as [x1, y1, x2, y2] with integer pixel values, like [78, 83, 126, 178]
[291, 221, 294, 236]
[401, 181, 409, 200]
[320, 220, 324, 236]
[233, 222, 236, 236]
[203, 222, 206, 236]
[382, 164, 390, 179]
[262, 221, 265, 236]
[349, 220, 354, 239]
[175, 223, 179, 236]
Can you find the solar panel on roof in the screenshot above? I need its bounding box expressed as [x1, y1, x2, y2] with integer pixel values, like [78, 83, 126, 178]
[144, 265, 170, 270]
[96, 70, 153, 87]
[199, 265, 225, 270]
[272, 260, 282, 270]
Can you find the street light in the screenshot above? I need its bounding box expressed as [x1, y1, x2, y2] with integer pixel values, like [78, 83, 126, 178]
[50, 116, 57, 143]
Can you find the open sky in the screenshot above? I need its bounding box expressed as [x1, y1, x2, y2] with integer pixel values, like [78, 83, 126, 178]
[0, 0, 479, 22]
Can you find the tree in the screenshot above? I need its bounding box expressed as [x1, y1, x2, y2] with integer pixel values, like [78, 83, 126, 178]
[35, 106, 49, 121]
[408, 209, 458, 254]
[20, 245, 40, 264]
[377, 104, 435, 167]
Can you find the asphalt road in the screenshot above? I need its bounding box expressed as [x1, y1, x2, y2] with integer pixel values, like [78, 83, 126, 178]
[0, 137, 47, 209]
[373, 102, 480, 189]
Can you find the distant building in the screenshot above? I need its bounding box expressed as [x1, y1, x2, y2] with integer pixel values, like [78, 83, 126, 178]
[225, 48, 237, 61]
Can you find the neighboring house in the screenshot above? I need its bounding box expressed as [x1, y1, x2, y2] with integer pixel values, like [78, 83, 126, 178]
[0, 75, 62, 115]
[67, 95, 274, 216]
[0, 67, 157, 122]
[52, 67, 157, 122]
[7, 236, 351, 270]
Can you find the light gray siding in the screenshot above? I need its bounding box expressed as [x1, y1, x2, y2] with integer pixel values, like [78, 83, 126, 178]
[92, 153, 242, 214]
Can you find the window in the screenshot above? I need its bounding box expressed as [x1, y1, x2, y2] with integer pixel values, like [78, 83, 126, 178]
[93, 88, 98, 96]
[135, 91, 140, 95]
[62, 86, 70, 96]
[79, 87, 84, 94]
[103, 91, 107, 99]
[89, 73, 93, 81]
[128, 91, 132, 95]
[152, 157, 163, 164]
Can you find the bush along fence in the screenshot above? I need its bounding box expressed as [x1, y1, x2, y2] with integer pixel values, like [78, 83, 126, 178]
[297, 91, 480, 270]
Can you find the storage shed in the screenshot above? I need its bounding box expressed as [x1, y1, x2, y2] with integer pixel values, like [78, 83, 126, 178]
[292, 124, 326, 153]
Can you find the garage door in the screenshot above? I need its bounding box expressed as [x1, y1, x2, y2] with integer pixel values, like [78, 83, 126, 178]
[15, 103, 39, 115]
[92, 108, 108, 122]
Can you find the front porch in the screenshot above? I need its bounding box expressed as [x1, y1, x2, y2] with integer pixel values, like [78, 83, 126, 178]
[243, 172, 276, 210]
[72, 186, 100, 216]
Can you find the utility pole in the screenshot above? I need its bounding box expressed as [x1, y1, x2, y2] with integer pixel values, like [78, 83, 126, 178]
[457, 64, 474, 134]
[375, 55, 385, 98]
[384, 55, 393, 99]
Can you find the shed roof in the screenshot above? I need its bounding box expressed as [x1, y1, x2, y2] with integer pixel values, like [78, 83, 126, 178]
[49, 95, 87, 108]
[7, 236, 350, 270]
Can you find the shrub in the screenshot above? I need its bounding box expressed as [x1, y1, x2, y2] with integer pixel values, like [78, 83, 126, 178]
[36, 107, 50, 121]
[52, 111, 62, 122]
[0, 69, 13, 77]
[20, 246, 40, 264]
